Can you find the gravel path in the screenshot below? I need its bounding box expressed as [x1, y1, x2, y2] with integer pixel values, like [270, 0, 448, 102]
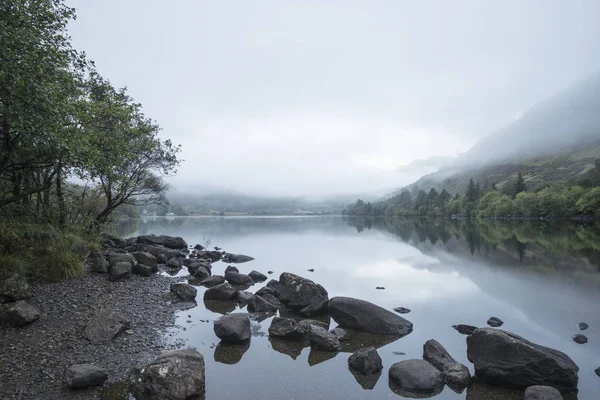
[0, 270, 182, 400]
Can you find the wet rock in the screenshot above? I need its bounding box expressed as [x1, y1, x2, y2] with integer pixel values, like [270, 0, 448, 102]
[225, 265, 239, 274]
[278, 272, 328, 316]
[137, 234, 188, 250]
[108, 262, 131, 281]
[129, 349, 205, 400]
[248, 295, 278, 313]
[222, 253, 254, 263]
[578, 322, 589, 331]
[443, 362, 472, 391]
[224, 271, 254, 286]
[248, 270, 267, 282]
[389, 359, 444, 394]
[198, 251, 221, 262]
[88, 252, 110, 274]
[203, 282, 237, 301]
[331, 327, 348, 341]
[0, 274, 29, 303]
[201, 275, 225, 288]
[132, 252, 157, 270]
[65, 364, 107, 388]
[524, 385, 563, 400]
[170, 283, 197, 302]
[235, 290, 253, 303]
[214, 314, 251, 343]
[348, 347, 383, 374]
[193, 266, 211, 281]
[269, 317, 302, 340]
[487, 317, 504, 327]
[453, 324, 478, 335]
[467, 328, 579, 391]
[308, 325, 341, 351]
[393, 307, 411, 314]
[297, 319, 329, 334]
[572, 334, 587, 344]
[0, 300, 40, 326]
[329, 297, 413, 336]
[166, 257, 181, 269]
[423, 339, 456, 371]
[83, 310, 131, 343]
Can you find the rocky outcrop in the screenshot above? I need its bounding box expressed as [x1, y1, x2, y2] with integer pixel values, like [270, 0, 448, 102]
[268, 317, 301, 340]
[524, 385, 563, 400]
[328, 297, 413, 336]
[308, 325, 341, 351]
[389, 359, 444, 394]
[348, 347, 383, 375]
[137, 235, 188, 250]
[278, 273, 328, 316]
[467, 328, 579, 391]
[83, 310, 130, 343]
[203, 282, 237, 301]
[423, 339, 456, 371]
[0, 300, 40, 326]
[65, 364, 107, 388]
[170, 283, 197, 302]
[214, 314, 251, 343]
[129, 349, 205, 400]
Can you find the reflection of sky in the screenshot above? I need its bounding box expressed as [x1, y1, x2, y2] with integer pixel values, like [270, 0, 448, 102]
[131, 216, 599, 400]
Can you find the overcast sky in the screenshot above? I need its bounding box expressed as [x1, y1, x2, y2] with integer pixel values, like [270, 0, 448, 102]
[66, 0, 600, 197]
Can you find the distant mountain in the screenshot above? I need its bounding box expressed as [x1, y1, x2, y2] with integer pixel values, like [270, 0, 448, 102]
[396, 155, 457, 174]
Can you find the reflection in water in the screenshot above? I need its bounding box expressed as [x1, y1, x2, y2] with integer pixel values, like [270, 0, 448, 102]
[338, 328, 401, 353]
[389, 379, 444, 399]
[204, 299, 236, 314]
[308, 348, 338, 366]
[278, 307, 331, 327]
[269, 336, 306, 360]
[348, 366, 382, 390]
[214, 341, 251, 364]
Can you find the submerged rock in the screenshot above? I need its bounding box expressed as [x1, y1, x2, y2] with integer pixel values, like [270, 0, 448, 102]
[423, 339, 456, 371]
[129, 349, 205, 400]
[170, 283, 197, 302]
[65, 364, 107, 389]
[203, 282, 237, 301]
[214, 314, 251, 343]
[467, 328, 579, 391]
[452, 324, 477, 335]
[524, 385, 563, 400]
[308, 325, 341, 351]
[278, 273, 328, 316]
[348, 347, 383, 375]
[572, 334, 588, 344]
[83, 310, 130, 343]
[487, 317, 504, 327]
[0, 300, 40, 326]
[388, 359, 444, 394]
[328, 297, 413, 336]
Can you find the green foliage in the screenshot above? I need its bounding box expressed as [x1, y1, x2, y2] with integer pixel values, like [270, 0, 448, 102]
[576, 187, 600, 216]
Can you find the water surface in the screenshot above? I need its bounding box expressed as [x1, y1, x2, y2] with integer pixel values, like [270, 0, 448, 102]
[116, 216, 600, 399]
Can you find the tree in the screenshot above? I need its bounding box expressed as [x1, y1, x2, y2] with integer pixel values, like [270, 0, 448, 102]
[513, 172, 526, 198]
[466, 178, 478, 203]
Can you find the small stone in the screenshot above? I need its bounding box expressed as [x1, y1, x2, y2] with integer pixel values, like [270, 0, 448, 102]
[267, 271, 273, 274]
[307, 269, 314, 272]
[572, 334, 588, 344]
[578, 322, 589, 331]
[393, 351, 406, 356]
[487, 317, 504, 327]
[348, 347, 383, 374]
[268, 317, 301, 340]
[375, 286, 385, 290]
[65, 364, 107, 388]
[393, 307, 410, 314]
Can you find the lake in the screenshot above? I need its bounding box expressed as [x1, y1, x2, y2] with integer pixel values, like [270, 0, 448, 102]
[116, 216, 600, 399]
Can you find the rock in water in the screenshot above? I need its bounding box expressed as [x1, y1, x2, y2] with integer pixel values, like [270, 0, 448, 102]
[423, 339, 456, 371]
[130, 349, 205, 400]
[524, 385, 563, 400]
[222, 253, 254, 263]
[331, 327, 348, 341]
[83, 310, 130, 343]
[203, 282, 237, 301]
[348, 347, 383, 374]
[572, 334, 588, 344]
[201, 275, 225, 288]
[452, 324, 477, 335]
[487, 317, 504, 327]
[170, 283, 197, 302]
[308, 325, 341, 351]
[328, 297, 413, 336]
[248, 270, 267, 282]
[393, 307, 410, 314]
[235, 291, 253, 303]
[137, 234, 188, 249]
[268, 317, 301, 340]
[0, 300, 40, 326]
[193, 266, 211, 281]
[297, 319, 329, 334]
[65, 364, 107, 388]
[224, 271, 254, 286]
[443, 362, 472, 391]
[578, 322, 589, 331]
[278, 273, 329, 316]
[388, 359, 444, 393]
[595, 367, 600, 377]
[225, 265, 239, 274]
[0, 274, 29, 303]
[109, 262, 132, 281]
[467, 328, 579, 391]
[248, 295, 278, 313]
[214, 314, 251, 343]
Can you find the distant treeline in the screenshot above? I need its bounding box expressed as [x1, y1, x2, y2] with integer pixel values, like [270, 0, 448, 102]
[344, 161, 600, 219]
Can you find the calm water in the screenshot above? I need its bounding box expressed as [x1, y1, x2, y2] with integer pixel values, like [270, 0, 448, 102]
[116, 216, 600, 400]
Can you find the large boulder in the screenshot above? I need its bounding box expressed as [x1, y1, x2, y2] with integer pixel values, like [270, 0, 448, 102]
[214, 314, 251, 343]
[389, 359, 444, 394]
[348, 347, 383, 374]
[65, 364, 107, 388]
[308, 325, 341, 351]
[109, 262, 132, 281]
[137, 235, 188, 250]
[224, 271, 254, 286]
[203, 282, 237, 301]
[0, 274, 29, 303]
[278, 273, 328, 316]
[88, 252, 109, 274]
[0, 300, 40, 326]
[524, 385, 563, 400]
[328, 297, 413, 336]
[268, 317, 301, 340]
[170, 283, 197, 302]
[467, 328, 579, 391]
[130, 349, 205, 400]
[423, 339, 456, 371]
[83, 310, 130, 343]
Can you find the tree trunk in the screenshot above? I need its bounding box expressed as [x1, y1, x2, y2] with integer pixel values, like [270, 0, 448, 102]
[56, 163, 66, 229]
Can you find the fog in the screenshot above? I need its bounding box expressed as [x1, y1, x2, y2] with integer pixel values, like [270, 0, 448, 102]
[66, 0, 600, 197]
